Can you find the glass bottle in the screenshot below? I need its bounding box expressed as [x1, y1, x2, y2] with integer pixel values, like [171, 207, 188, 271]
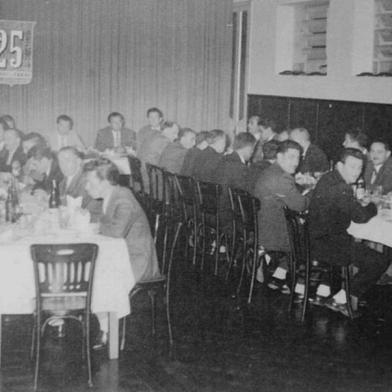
[49, 180, 60, 209]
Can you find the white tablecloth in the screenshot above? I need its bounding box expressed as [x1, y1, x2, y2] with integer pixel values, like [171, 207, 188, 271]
[0, 231, 135, 318]
[347, 215, 392, 248]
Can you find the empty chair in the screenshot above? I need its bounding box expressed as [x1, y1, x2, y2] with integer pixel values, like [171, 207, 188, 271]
[30, 243, 98, 390]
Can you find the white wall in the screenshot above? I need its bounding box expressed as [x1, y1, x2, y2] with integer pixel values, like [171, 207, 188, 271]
[247, 0, 392, 104]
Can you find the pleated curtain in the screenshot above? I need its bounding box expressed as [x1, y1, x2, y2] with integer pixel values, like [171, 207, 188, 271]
[0, 0, 232, 145]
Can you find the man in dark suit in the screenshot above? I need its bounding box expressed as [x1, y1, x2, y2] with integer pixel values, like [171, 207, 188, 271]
[136, 107, 164, 152]
[290, 127, 329, 174]
[84, 158, 160, 283]
[159, 128, 196, 173]
[0, 129, 27, 172]
[180, 130, 210, 177]
[309, 148, 389, 316]
[253, 140, 309, 253]
[364, 140, 392, 194]
[191, 129, 226, 182]
[58, 146, 102, 220]
[95, 112, 136, 152]
[214, 132, 256, 230]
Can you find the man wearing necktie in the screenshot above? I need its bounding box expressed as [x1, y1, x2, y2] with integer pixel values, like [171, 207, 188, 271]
[94, 112, 136, 152]
[364, 140, 392, 194]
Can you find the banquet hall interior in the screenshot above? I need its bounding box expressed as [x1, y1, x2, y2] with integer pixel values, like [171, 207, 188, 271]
[1, 0, 392, 391]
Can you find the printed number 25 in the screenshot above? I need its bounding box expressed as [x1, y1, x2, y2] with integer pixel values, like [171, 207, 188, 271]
[0, 29, 24, 68]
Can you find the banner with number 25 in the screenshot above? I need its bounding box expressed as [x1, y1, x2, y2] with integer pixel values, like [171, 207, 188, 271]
[0, 20, 36, 85]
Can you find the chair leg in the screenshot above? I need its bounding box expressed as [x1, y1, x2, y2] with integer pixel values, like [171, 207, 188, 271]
[248, 249, 261, 304]
[34, 316, 41, 391]
[343, 266, 354, 319]
[200, 215, 207, 272]
[86, 314, 93, 388]
[288, 253, 296, 314]
[120, 316, 126, 351]
[301, 256, 311, 323]
[148, 290, 157, 336]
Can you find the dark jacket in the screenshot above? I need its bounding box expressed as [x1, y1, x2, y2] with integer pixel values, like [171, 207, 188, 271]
[32, 159, 64, 193]
[248, 160, 272, 192]
[298, 143, 329, 174]
[180, 147, 203, 177]
[94, 126, 136, 152]
[159, 141, 188, 174]
[192, 146, 223, 183]
[253, 163, 309, 252]
[363, 156, 392, 194]
[309, 170, 377, 266]
[0, 145, 26, 172]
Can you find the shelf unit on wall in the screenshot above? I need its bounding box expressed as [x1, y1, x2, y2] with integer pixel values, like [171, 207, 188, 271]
[374, 0, 392, 73]
[293, 0, 329, 74]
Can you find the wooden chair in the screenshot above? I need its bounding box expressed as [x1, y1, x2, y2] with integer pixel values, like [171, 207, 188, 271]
[30, 243, 98, 390]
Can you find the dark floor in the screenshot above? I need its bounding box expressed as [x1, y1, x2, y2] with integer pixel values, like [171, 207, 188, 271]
[2, 262, 392, 392]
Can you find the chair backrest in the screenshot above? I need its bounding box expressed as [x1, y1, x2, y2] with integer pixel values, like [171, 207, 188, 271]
[174, 174, 198, 221]
[145, 163, 165, 203]
[128, 156, 145, 194]
[31, 243, 98, 300]
[196, 180, 222, 216]
[283, 207, 310, 267]
[163, 171, 183, 221]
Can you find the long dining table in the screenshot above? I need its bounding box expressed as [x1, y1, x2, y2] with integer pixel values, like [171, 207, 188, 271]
[0, 226, 135, 363]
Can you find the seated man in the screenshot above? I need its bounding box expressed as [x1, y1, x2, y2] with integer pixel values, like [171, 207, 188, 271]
[159, 127, 196, 173]
[0, 114, 24, 138]
[57, 146, 102, 220]
[253, 140, 310, 289]
[363, 140, 392, 194]
[48, 115, 86, 151]
[180, 130, 210, 177]
[214, 132, 256, 229]
[0, 129, 27, 172]
[95, 112, 136, 152]
[289, 127, 329, 174]
[342, 127, 368, 155]
[84, 157, 160, 282]
[23, 145, 63, 192]
[137, 107, 164, 151]
[192, 129, 226, 183]
[309, 148, 389, 315]
[22, 132, 47, 155]
[248, 140, 280, 189]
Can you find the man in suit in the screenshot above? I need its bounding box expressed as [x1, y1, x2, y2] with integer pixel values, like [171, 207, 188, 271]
[191, 129, 226, 182]
[289, 127, 329, 174]
[84, 157, 160, 283]
[159, 128, 196, 173]
[342, 127, 369, 156]
[180, 130, 210, 177]
[95, 112, 136, 152]
[309, 148, 389, 315]
[214, 132, 256, 230]
[0, 129, 26, 172]
[364, 140, 392, 194]
[253, 140, 309, 253]
[48, 115, 86, 152]
[57, 146, 102, 220]
[137, 107, 164, 151]
[23, 145, 63, 192]
[249, 117, 278, 163]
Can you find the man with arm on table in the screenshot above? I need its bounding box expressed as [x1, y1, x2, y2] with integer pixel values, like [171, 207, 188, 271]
[309, 148, 389, 316]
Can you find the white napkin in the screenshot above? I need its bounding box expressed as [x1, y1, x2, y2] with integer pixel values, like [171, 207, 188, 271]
[66, 195, 83, 210]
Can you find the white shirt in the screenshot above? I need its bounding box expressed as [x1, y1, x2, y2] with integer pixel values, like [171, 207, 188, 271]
[102, 187, 114, 215]
[112, 130, 121, 148]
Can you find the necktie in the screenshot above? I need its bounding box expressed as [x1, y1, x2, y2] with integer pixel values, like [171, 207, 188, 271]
[371, 168, 378, 184]
[114, 131, 121, 148]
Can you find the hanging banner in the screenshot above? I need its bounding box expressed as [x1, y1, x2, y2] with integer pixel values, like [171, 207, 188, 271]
[0, 20, 36, 85]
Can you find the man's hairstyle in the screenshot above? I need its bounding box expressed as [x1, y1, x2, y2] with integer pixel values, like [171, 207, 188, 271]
[146, 107, 163, 118]
[249, 115, 262, 125]
[290, 127, 310, 140]
[28, 145, 54, 161]
[371, 139, 390, 151]
[207, 129, 225, 144]
[233, 132, 256, 150]
[339, 148, 366, 164]
[56, 114, 74, 128]
[0, 118, 10, 131]
[277, 139, 303, 155]
[178, 127, 195, 140]
[262, 140, 281, 160]
[196, 130, 210, 146]
[259, 118, 276, 131]
[1, 114, 15, 127]
[58, 145, 83, 160]
[107, 112, 124, 123]
[345, 127, 368, 148]
[83, 157, 120, 185]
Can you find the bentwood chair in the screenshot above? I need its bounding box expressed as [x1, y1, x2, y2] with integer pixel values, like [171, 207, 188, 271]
[127, 156, 147, 207]
[30, 243, 98, 390]
[283, 207, 354, 321]
[195, 181, 222, 275]
[227, 188, 263, 304]
[121, 170, 182, 355]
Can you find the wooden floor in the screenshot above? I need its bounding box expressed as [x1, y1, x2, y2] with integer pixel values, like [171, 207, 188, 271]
[2, 265, 392, 391]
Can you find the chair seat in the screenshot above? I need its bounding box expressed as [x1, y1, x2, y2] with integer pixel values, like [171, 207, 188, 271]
[132, 276, 166, 292]
[41, 294, 87, 314]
